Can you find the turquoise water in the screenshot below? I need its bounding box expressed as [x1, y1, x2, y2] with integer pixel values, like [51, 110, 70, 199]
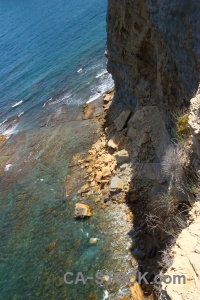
[0, 109, 132, 299]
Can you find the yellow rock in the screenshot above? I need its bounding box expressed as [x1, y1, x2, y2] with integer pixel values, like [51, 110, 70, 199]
[102, 166, 111, 177]
[0, 135, 6, 147]
[75, 203, 92, 218]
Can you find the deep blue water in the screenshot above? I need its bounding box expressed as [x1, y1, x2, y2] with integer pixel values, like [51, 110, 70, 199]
[0, 0, 112, 127]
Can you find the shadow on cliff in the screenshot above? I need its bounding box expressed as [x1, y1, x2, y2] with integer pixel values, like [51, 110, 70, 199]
[103, 93, 197, 298]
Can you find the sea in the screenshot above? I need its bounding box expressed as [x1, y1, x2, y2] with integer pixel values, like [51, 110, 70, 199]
[0, 1, 134, 299]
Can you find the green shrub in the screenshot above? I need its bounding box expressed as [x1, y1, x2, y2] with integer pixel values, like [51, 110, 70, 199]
[176, 114, 190, 140]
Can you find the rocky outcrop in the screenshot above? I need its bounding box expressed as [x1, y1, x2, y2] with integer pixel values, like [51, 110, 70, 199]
[107, 0, 200, 113]
[106, 1, 200, 299]
[161, 203, 200, 300]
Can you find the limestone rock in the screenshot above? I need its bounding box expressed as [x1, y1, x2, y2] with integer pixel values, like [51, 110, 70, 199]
[95, 171, 102, 183]
[102, 166, 111, 177]
[161, 203, 200, 300]
[104, 94, 112, 103]
[115, 149, 129, 165]
[110, 176, 124, 191]
[75, 203, 92, 218]
[108, 138, 118, 149]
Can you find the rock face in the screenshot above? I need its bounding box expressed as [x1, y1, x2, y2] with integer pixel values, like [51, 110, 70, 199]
[107, 0, 200, 111]
[161, 203, 200, 300]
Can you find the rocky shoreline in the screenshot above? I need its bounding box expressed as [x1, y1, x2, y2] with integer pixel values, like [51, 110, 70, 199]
[65, 82, 200, 300]
[64, 89, 153, 299]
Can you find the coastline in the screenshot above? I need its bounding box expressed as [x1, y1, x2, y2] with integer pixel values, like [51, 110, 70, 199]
[0, 87, 138, 300]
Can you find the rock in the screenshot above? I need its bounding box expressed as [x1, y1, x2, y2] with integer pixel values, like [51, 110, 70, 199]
[75, 203, 92, 218]
[115, 149, 129, 164]
[95, 195, 102, 203]
[0, 135, 6, 147]
[89, 238, 98, 244]
[129, 275, 144, 300]
[104, 94, 112, 103]
[102, 188, 109, 195]
[189, 94, 200, 166]
[108, 138, 118, 149]
[132, 248, 146, 260]
[114, 110, 131, 131]
[95, 171, 102, 183]
[110, 176, 124, 191]
[102, 166, 111, 177]
[161, 203, 200, 300]
[103, 153, 113, 163]
[147, 246, 158, 258]
[78, 184, 90, 194]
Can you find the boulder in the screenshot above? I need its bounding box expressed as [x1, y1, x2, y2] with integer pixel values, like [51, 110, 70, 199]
[110, 176, 124, 191]
[108, 138, 118, 149]
[75, 203, 92, 218]
[102, 166, 111, 177]
[104, 94, 112, 103]
[115, 149, 129, 164]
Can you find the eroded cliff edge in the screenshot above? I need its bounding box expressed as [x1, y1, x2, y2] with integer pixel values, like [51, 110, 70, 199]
[106, 0, 200, 299]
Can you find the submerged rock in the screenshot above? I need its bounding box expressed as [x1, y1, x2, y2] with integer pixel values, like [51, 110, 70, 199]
[75, 203, 92, 218]
[89, 238, 98, 244]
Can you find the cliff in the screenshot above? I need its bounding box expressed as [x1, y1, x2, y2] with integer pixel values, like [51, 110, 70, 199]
[106, 1, 200, 299]
[107, 0, 200, 112]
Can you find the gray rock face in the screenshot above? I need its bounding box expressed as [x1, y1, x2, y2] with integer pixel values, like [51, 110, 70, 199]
[107, 0, 200, 111]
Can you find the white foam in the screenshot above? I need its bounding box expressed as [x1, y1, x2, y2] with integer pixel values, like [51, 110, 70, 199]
[18, 111, 24, 117]
[0, 119, 8, 126]
[86, 73, 114, 104]
[77, 68, 83, 74]
[43, 97, 52, 107]
[5, 164, 12, 171]
[3, 123, 18, 138]
[95, 69, 108, 79]
[12, 100, 23, 108]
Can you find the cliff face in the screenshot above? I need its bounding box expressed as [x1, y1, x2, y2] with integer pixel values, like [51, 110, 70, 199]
[107, 0, 200, 112]
[106, 1, 200, 298]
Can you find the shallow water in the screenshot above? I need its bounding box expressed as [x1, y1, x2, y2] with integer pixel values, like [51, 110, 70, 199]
[0, 104, 133, 300]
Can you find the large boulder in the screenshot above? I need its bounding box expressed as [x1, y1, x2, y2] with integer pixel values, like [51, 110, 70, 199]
[75, 203, 92, 218]
[110, 176, 124, 191]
